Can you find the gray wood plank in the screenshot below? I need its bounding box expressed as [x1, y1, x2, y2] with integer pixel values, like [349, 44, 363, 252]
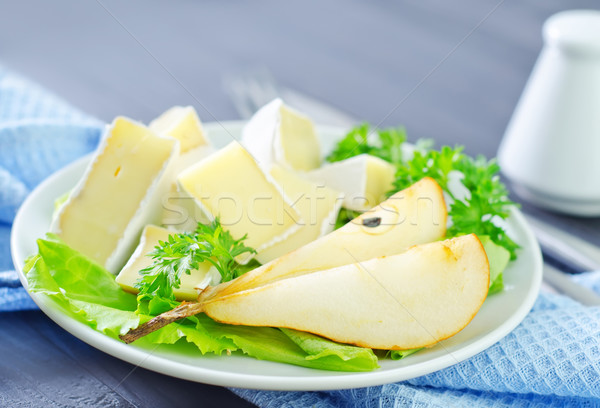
[0, 0, 596, 157]
[0, 311, 255, 407]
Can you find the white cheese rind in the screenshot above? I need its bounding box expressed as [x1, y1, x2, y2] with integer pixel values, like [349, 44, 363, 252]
[158, 145, 215, 234]
[116, 225, 221, 300]
[50, 116, 179, 274]
[306, 154, 396, 211]
[177, 141, 303, 263]
[241, 98, 321, 171]
[149, 106, 215, 230]
[160, 179, 212, 233]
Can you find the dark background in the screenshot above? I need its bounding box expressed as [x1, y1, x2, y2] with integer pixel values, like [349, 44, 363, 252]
[1, 1, 599, 406]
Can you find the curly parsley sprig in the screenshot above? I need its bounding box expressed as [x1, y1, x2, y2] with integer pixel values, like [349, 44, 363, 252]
[392, 145, 465, 192]
[327, 124, 519, 260]
[326, 123, 407, 165]
[447, 156, 520, 259]
[135, 219, 256, 301]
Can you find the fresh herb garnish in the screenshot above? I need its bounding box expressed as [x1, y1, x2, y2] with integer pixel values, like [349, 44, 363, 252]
[326, 123, 407, 165]
[334, 208, 363, 230]
[393, 149, 519, 260]
[135, 219, 256, 301]
[392, 145, 465, 192]
[327, 124, 519, 260]
[447, 156, 520, 260]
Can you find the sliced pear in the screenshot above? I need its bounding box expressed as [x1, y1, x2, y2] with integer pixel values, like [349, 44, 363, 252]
[200, 177, 447, 301]
[202, 234, 489, 350]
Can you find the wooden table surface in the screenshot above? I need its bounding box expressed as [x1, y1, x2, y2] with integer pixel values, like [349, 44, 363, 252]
[2, 1, 600, 406]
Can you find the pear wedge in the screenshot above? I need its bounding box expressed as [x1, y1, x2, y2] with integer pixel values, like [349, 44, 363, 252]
[200, 177, 447, 301]
[201, 234, 489, 350]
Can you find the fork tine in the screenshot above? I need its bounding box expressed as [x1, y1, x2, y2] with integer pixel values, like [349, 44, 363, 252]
[223, 75, 257, 119]
[223, 68, 282, 119]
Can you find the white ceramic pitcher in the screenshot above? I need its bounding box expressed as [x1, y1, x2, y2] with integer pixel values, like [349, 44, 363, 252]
[498, 10, 600, 216]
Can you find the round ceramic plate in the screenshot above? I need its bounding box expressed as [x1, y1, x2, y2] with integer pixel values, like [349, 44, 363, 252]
[11, 121, 542, 391]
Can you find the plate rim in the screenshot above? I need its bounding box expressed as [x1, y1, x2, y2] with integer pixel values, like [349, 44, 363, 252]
[10, 120, 543, 391]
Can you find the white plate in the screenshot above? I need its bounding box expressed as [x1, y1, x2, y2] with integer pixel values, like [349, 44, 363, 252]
[11, 121, 542, 391]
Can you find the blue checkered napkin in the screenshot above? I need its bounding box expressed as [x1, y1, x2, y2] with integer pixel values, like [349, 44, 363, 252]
[0, 65, 103, 311]
[233, 290, 600, 407]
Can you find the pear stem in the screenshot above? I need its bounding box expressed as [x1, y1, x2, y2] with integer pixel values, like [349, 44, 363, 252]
[119, 301, 205, 344]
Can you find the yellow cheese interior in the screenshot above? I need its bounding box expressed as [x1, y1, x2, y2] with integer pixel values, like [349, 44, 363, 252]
[365, 155, 396, 208]
[256, 165, 342, 263]
[116, 225, 213, 301]
[177, 142, 301, 257]
[150, 106, 208, 153]
[278, 104, 320, 171]
[56, 117, 176, 267]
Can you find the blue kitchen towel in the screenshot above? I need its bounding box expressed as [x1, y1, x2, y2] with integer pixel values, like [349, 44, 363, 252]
[0, 65, 103, 311]
[232, 288, 600, 407]
[2, 66, 600, 407]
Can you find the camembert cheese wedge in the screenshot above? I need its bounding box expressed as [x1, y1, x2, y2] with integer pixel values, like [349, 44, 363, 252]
[150, 106, 214, 231]
[116, 225, 220, 300]
[306, 154, 396, 212]
[255, 164, 343, 263]
[51, 117, 179, 274]
[149, 105, 209, 152]
[177, 141, 302, 263]
[241, 98, 321, 171]
[149, 105, 214, 173]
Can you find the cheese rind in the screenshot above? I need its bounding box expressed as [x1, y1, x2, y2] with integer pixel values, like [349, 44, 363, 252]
[160, 181, 213, 233]
[149, 106, 209, 153]
[149, 106, 215, 230]
[150, 106, 214, 174]
[241, 98, 321, 171]
[116, 225, 220, 300]
[255, 165, 343, 263]
[177, 142, 302, 263]
[306, 154, 396, 211]
[50, 117, 179, 274]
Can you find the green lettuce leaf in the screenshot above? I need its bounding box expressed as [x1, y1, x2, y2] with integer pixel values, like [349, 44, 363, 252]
[25, 236, 381, 371]
[25, 238, 142, 337]
[387, 348, 422, 360]
[68, 299, 142, 337]
[281, 328, 379, 371]
[200, 319, 379, 372]
[479, 235, 511, 295]
[53, 190, 71, 211]
[140, 316, 236, 355]
[37, 235, 137, 310]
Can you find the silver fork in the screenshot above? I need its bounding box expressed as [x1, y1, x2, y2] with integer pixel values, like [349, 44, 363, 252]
[223, 67, 356, 128]
[223, 68, 281, 120]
